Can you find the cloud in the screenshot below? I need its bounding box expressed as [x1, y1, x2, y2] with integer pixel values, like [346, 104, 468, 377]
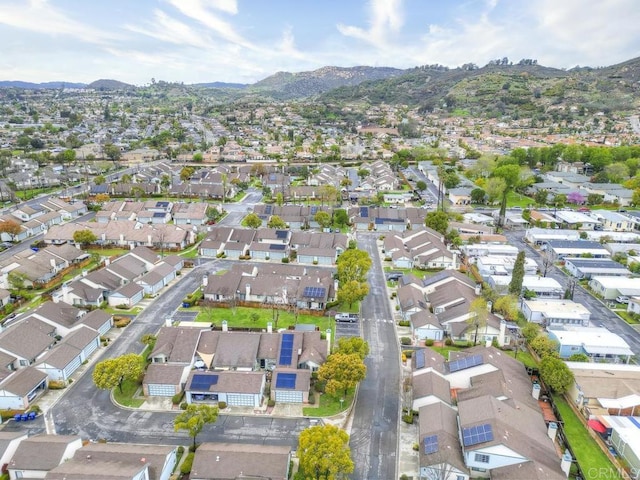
[0, 0, 117, 45]
[337, 0, 404, 48]
[124, 9, 214, 50]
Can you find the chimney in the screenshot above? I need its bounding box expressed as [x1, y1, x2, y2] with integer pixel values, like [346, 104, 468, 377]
[216, 456, 220, 462]
[548, 421, 558, 441]
[474, 284, 481, 295]
[165, 317, 172, 327]
[222, 320, 228, 332]
[532, 382, 541, 400]
[499, 320, 506, 347]
[119, 233, 124, 242]
[147, 234, 152, 246]
[202, 275, 208, 287]
[560, 450, 572, 477]
[245, 283, 251, 298]
[50, 258, 56, 269]
[267, 322, 272, 333]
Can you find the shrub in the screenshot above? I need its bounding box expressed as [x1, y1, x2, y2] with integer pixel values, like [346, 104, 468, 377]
[402, 414, 414, 424]
[397, 320, 410, 327]
[412, 443, 420, 451]
[267, 399, 276, 407]
[115, 304, 130, 310]
[172, 392, 184, 405]
[281, 257, 289, 263]
[314, 379, 326, 393]
[404, 350, 413, 358]
[400, 337, 412, 346]
[218, 401, 227, 409]
[308, 392, 315, 404]
[114, 317, 131, 328]
[425, 339, 434, 346]
[180, 402, 188, 410]
[180, 452, 194, 474]
[177, 445, 185, 455]
[48, 380, 67, 390]
[29, 405, 41, 414]
[444, 337, 453, 346]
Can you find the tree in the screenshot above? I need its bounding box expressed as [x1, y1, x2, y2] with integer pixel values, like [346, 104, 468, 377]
[521, 323, 541, 344]
[337, 280, 369, 308]
[120, 173, 132, 184]
[7, 272, 26, 290]
[509, 251, 526, 295]
[73, 229, 97, 246]
[539, 355, 574, 394]
[424, 210, 449, 235]
[470, 188, 486, 204]
[568, 353, 590, 362]
[539, 251, 554, 277]
[174, 403, 219, 450]
[493, 294, 519, 321]
[534, 190, 549, 206]
[298, 424, 354, 480]
[192, 152, 203, 162]
[567, 191, 585, 205]
[530, 335, 559, 358]
[335, 337, 369, 360]
[318, 353, 366, 397]
[336, 249, 371, 284]
[467, 297, 488, 346]
[103, 144, 121, 162]
[416, 180, 427, 191]
[243, 212, 262, 229]
[93, 353, 144, 393]
[493, 164, 521, 227]
[319, 184, 338, 207]
[267, 215, 287, 229]
[333, 209, 349, 228]
[315, 211, 332, 230]
[94, 193, 110, 203]
[160, 174, 171, 191]
[94, 175, 106, 185]
[484, 177, 506, 204]
[180, 166, 195, 182]
[0, 219, 22, 239]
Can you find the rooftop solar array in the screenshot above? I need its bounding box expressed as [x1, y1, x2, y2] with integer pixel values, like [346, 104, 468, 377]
[157, 201, 169, 207]
[264, 205, 273, 215]
[275, 372, 297, 389]
[423, 435, 438, 454]
[153, 212, 166, 218]
[448, 354, 484, 373]
[191, 374, 218, 391]
[462, 424, 494, 447]
[360, 206, 369, 217]
[303, 286, 326, 298]
[310, 206, 318, 215]
[270, 244, 286, 251]
[278, 333, 294, 366]
[415, 349, 426, 369]
[276, 230, 288, 239]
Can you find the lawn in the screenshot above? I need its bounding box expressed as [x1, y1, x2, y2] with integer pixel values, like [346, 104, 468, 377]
[506, 191, 535, 208]
[553, 394, 616, 477]
[103, 306, 143, 315]
[383, 266, 442, 279]
[87, 248, 130, 257]
[195, 306, 334, 332]
[302, 389, 354, 417]
[617, 311, 640, 325]
[112, 379, 145, 408]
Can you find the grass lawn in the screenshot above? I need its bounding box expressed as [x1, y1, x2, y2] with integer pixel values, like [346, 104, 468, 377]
[303, 389, 354, 417]
[506, 191, 535, 208]
[617, 311, 640, 325]
[179, 244, 200, 258]
[196, 306, 334, 332]
[383, 266, 443, 279]
[333, 302, 360, 314]
[15, 186, 59, 200]
[430, 344, 538, 369]
[112, 379, 145, 408]
[103, 306, 143, 315]
[87, 248, 130, 257]
[553, 394, 616, 477]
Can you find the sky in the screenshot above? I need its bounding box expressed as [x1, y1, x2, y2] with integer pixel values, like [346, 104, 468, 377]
[0, 0, 639, 85]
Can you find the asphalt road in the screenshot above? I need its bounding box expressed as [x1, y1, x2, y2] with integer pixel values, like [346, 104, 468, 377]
[50, 259, 316, 447]
[349, 233, 399, 480]
[505, 230, 640, 356]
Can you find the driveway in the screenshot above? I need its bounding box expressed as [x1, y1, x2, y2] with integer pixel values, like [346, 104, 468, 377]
[504, 230, 640, 356]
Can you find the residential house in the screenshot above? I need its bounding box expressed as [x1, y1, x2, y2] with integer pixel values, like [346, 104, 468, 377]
[565, 258, 631, 279]
[553, 210, 600, 230]
[271, 368, 311, 404]
[0, 432, 28, 474]
[521, 299, 591, 327]
[524, 228, 580, 245]
[0, 367, 48, 410]
[543, 240, 611, 260]
[173, 202, 209, 226]
[592, 210, 635, 232]
[190, 443, 291, 480]
[136, 262, 176, 296]
[185, 370, 265, 407]
[35, 326, 100, 382]
[0, 318, 57, 368]
[409, 310, 444, 341]
[588, 276, 640, 300]
[547, 326, 634, 363]
[7, 434, 83, 480]
[411, 369, 452, 410]
[107, 282, 145, 308]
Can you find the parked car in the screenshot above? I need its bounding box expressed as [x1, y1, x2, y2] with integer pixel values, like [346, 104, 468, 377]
[616, 295, 630, 304]
[335, 313, 359, 323]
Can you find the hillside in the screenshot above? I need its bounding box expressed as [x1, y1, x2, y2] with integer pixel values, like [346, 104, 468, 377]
[0, 81, 86, 89]
[88, 79, 135, 90]
[248, 65, 406, 100]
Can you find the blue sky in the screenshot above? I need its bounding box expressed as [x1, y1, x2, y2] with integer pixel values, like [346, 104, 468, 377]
[0, 0, 638, 85]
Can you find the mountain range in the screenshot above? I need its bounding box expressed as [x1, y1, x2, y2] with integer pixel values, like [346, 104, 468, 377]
[2, 57, 640, 114]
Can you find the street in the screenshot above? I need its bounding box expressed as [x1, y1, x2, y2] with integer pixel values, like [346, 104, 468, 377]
[504, 230, 640, 356]
[349, 233, 400, 480]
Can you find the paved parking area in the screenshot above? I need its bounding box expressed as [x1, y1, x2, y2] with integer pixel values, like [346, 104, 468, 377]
[172, 310, 199, 323]
[335, 321, 361, 340]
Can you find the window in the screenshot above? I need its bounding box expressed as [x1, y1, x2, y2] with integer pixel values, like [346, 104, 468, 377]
[474, 453, 490, 464]
[456, 476, 465, 480]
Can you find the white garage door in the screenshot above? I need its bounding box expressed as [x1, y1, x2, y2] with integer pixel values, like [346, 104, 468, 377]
[63, 356, 82, 378]
[226, 393, 255, 406]
[148, 384, 175, 396]
[83, 340, 99, 358]
[275, 390, 303, 403]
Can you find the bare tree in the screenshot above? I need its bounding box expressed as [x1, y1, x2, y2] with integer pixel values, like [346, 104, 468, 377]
[539, 250, 554, 277]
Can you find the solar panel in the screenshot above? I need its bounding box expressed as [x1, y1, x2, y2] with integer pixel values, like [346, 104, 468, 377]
[448, 354, 484, 373]
[278, 333, 294, 365]
[275, 372, 297, 389]
[153, 212, 166, 217]
[303, 286, 326, 298]
[157, 201, 169, 207]
[415, 350, 426, 369]
[270, 244, 286, 251]
[360, 206, 369, 217]
[264, 205, 272, 215]
[275, 230, 288, 239]
[310, 206, 318, 215]
[462, 424, 494, 447]
[269, 173, 276, 181]
[424, 435, 438, 454]
[191, 374, 218, 391]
